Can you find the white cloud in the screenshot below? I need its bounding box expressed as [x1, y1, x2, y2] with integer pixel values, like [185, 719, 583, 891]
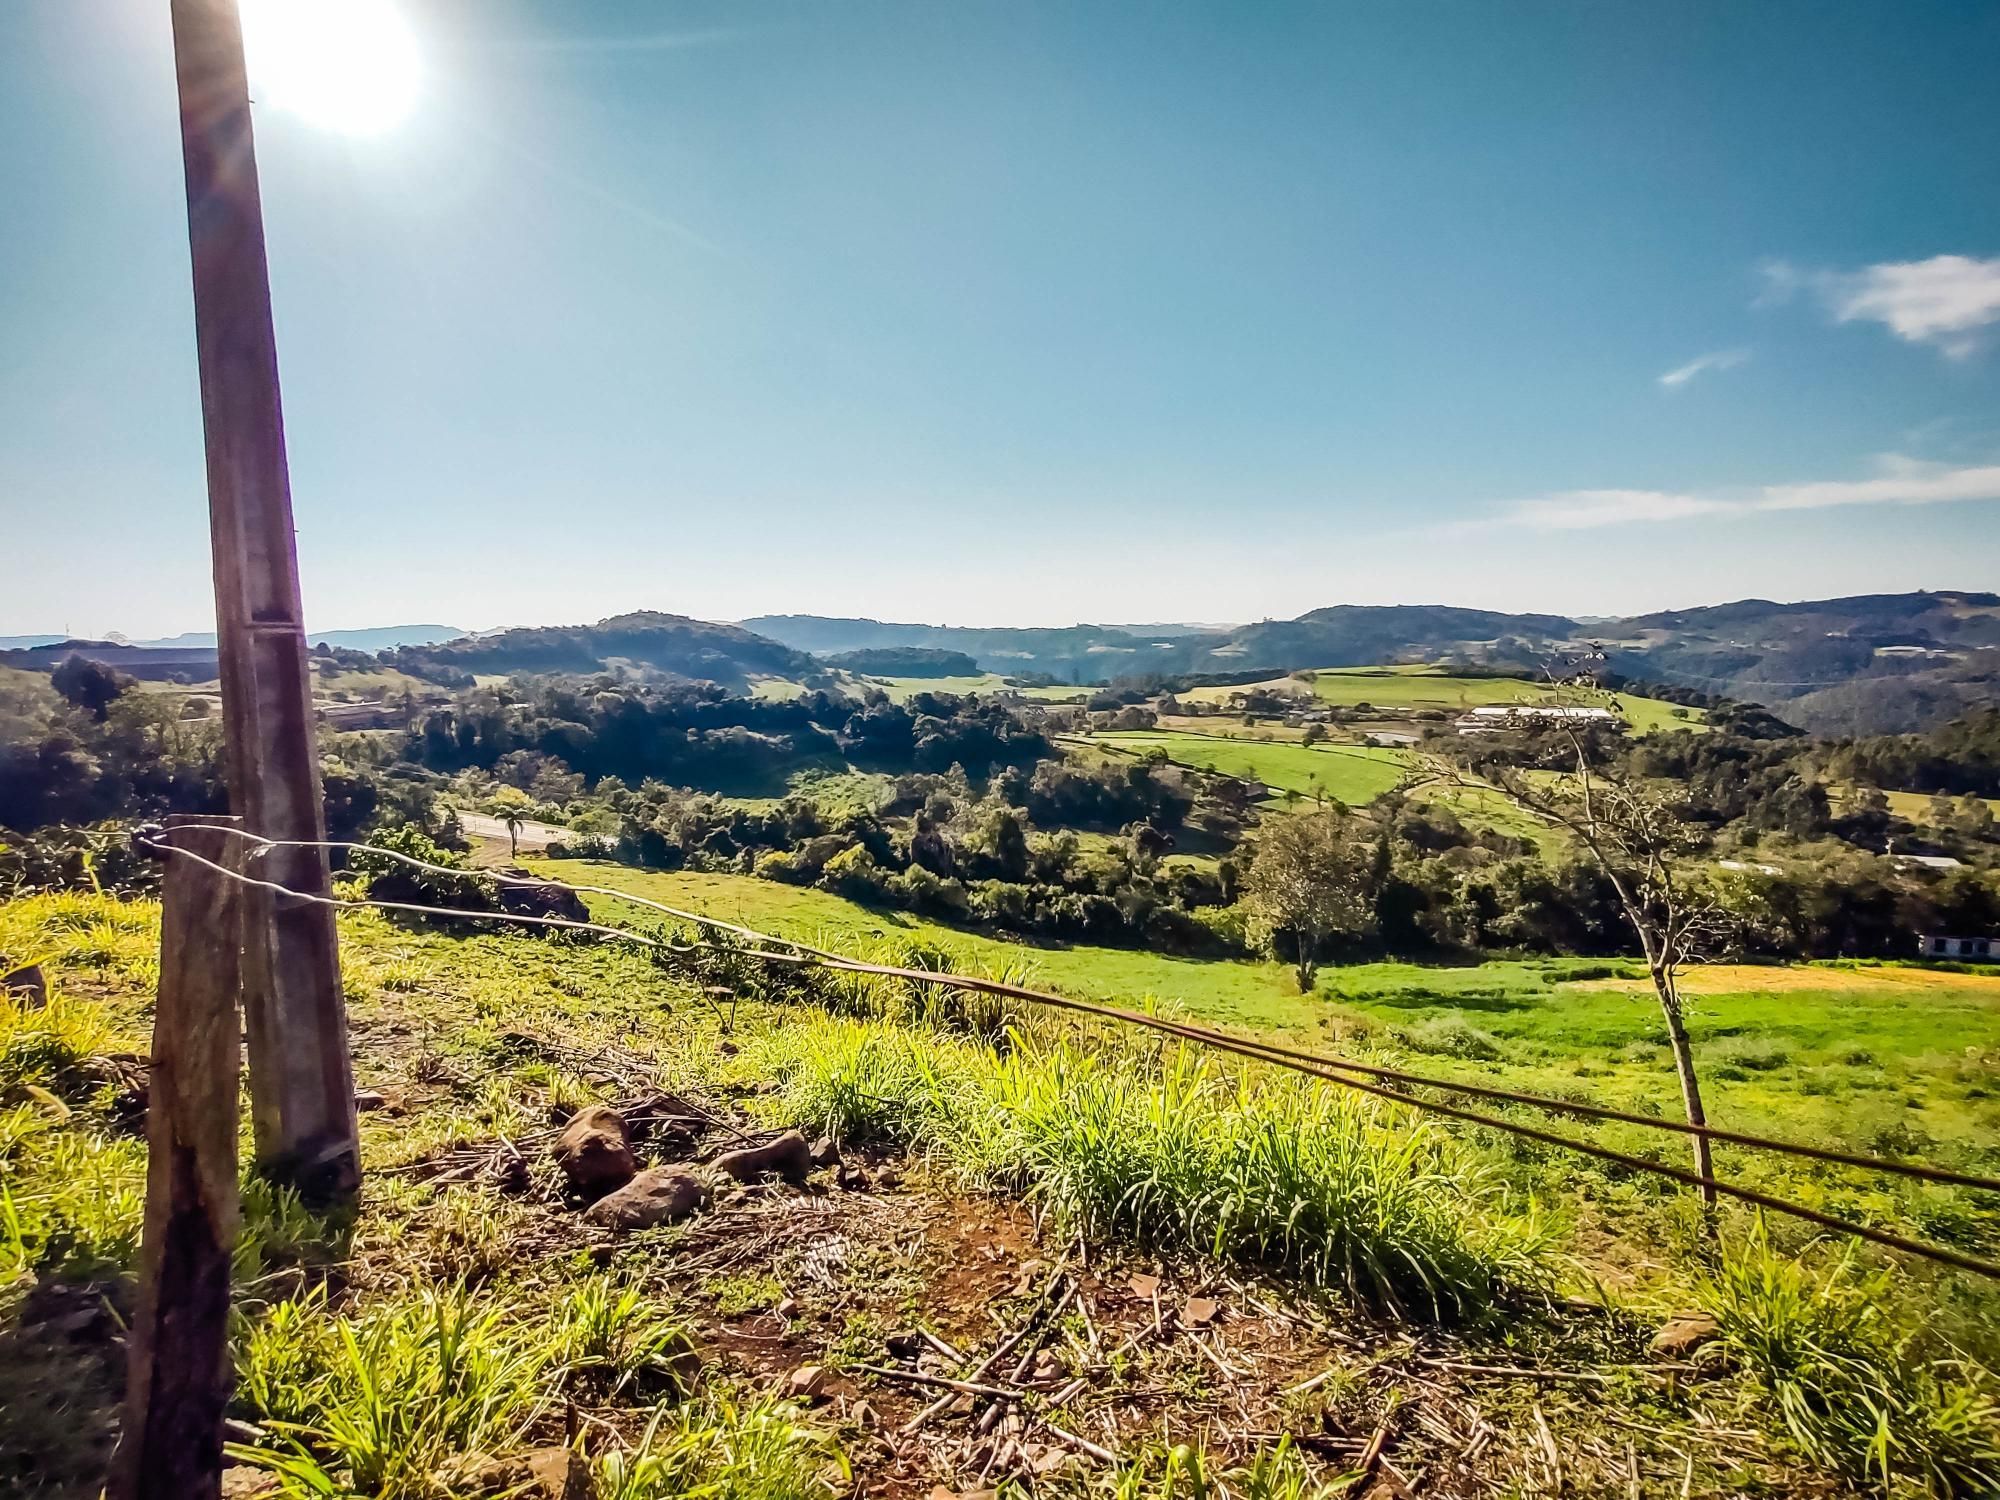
[1495, 456, 2000, 530]
[1764, 254, 2000, 358]
[1658, 347, 1750, 389]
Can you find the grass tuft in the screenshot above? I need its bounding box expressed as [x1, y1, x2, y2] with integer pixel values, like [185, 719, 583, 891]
[757, 1017, 1546, 1320]
[1699, 1223, 2000, 1495]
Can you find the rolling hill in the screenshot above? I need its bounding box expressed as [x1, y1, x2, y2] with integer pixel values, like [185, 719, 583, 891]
[381, 611, 816, 691]
[747, 592, 2000, 733]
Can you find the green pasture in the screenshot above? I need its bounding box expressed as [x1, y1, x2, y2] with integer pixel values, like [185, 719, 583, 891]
[545, 860, 2000, 1218]
[1074, 730, 1414, 803]
[1183, 666, 1703, 734]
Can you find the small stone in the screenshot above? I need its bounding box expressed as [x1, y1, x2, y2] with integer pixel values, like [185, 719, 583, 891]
[1128, 1273, 1161, 1301]
[353, 1088, 398, 1113]
[809, 1135, 841, 1168]
[836, 1163, 871, 1192]
[1651, 1313, 1721, 1360]
[852, 1399, 879, 1429]
[2, 964, 47, 1010]
[583, 1167, 708, 1230]
[885, 1329, 924, 1359]
[1182, 1296, 1219, 1327]
[775, 1297, 799, 1319]
[1028, 1350, 1066, 1383]
[788, 1363, 828, 1400]
[874, 1164, 902, 1189]
[712, 1130, 813, 1184]
[219, 1467, 278, 1499]
[553, 1105, 637, 1194]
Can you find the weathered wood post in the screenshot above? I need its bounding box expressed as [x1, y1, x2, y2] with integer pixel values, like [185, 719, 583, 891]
[112, 817, 245, 1500]
[170, 0, 358, 1199]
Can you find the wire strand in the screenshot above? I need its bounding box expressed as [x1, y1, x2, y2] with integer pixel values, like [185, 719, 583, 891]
[184, 827, 2000, 1194]
[135, 828, 2000, 1283]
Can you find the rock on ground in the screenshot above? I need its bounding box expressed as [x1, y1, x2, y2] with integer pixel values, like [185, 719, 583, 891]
[712, 1129, 813, 1184]
[553, 1105, 636, 1193]
[582, 1167, 708, 1230]
[1651, 1313, 1722, 1359]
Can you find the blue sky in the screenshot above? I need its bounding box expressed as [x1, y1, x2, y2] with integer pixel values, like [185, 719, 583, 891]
[3, 0, 1998, 636]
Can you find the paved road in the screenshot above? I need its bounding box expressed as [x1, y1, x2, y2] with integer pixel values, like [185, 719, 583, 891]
[454, 810, 570, 851]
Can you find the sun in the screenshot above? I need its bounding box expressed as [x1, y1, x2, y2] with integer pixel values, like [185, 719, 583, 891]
[238, 0, 421, 137]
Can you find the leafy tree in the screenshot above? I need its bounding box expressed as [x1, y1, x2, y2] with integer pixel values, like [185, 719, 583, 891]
[50, 656, 132, 721]
[1243, 810, 1372, 990]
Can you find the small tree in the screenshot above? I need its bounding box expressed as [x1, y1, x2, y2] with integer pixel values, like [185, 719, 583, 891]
[51, 655, 132, 721]
[1243, 810, 1372, 991]
[1438, 686, 1728, 1207]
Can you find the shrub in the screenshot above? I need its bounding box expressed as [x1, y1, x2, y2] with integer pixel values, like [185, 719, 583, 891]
[349, 824, 495, 923]
[1389, 1013, 1505, 1061]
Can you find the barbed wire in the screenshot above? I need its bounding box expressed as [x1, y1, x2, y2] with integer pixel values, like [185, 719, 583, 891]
[136, 826, 2000, 1282]
[193, 827, 2000, 1192]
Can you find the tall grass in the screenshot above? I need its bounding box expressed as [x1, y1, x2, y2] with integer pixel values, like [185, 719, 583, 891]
[596, 1395, 845, 1500]
[0, 888, 159, 988]
[1698, 1224, 2000, 1495]
[234, 1276, 700, 1497]
[654, 924, 1043, 1044]
[755, 1017, 1546, 1320]
[0, 1107, 145, 1277]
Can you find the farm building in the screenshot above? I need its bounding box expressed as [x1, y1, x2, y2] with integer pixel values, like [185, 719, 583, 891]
[1895, 853, 1965, 872]
[316, 701, 412, 730]
[1920, 934, 1998, 959]
[1454, 704, 1620, 734]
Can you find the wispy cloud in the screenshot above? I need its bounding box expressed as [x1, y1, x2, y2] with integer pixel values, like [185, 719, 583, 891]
[1658, 348, 1750, 389]
[1489, 456, 2000, 531]
[1763, 255, 2000, 359]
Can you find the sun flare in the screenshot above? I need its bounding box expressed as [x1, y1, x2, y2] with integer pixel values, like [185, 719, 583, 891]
[238, 0, 420, 136]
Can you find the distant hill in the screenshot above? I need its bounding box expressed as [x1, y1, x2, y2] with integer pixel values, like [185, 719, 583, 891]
[383, 611, 814, 691]
[746, 592, 2000, 733]
[121, 624, 468, 653]
[1595, 590, 2000, 735]
[0, 640, 220, 681]
[740, 616, 1207, 682]
[824, 647, 982, 677]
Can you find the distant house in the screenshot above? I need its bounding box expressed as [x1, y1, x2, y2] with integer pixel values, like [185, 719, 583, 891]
[1920, 934, 1997, 960]
[1895, 853, 1965, 872]
[1454, 704, 1620, 735]
[316, 701, 410, 731]
[1718, 859, 1783, 876]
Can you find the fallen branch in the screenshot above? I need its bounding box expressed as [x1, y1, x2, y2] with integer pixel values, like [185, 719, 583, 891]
[853, 1364, 1021, 1402]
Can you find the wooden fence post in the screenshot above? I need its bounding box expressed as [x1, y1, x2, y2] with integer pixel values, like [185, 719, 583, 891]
[170, 0, 359, 1201]
[112, 816, 245, 1500]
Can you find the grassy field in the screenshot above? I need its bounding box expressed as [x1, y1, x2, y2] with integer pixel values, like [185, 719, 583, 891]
[310, 662, 442, 699]
[1072, 730, 1414, 802]
[1843, 785, 2000, 824]
[8, 871, 2000, 1494]
[1409, 778, 1569, 846]
[545, 860, 2000, 1208]
[1183, 667, 1703, 735]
